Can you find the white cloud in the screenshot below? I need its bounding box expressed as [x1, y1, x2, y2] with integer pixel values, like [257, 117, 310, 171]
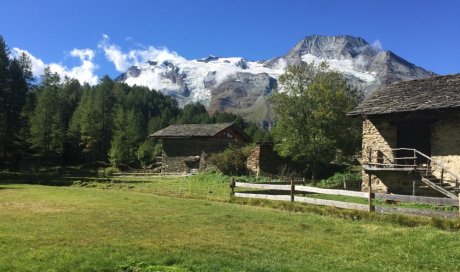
[371, 40, 383, 51]
[98, 34, 185, 72]
[70, 48, 95, 60]
[12, 48, 99, 85]
[11, 48, 47, 76]
[98, 35, 131, 72]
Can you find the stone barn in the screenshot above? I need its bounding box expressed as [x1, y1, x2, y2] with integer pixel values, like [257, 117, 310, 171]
[150, 122, 250, 174]
[246, 142, 286, 176]
[349, 74, 460, 198]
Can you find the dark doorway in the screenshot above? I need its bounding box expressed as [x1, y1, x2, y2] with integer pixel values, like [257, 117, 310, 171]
[396, 122, 431, 165]
[185, 159, 200, 174]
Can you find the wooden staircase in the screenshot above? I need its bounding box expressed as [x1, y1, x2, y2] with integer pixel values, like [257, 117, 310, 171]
[363, 148, 459, 199]
[419, 175, 458, 199]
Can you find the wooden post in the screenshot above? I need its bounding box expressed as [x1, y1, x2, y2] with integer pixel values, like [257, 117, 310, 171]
[440, 169, 444, 186]
[343, 176, 347, 190]
[229, 178, 235, 197]
[412, 179, 416, 196]
[302, 177, 306, 196]
[290, 178, 295, 202]
[368, 173, 374, 212]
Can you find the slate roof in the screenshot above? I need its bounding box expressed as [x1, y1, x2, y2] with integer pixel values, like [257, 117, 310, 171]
[149, 122, 249, 141]
[349, 74, 460, 116]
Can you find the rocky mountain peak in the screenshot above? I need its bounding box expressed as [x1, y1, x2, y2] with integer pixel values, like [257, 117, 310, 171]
[294, 35, 372, 58]
[116, 35, 435, 123]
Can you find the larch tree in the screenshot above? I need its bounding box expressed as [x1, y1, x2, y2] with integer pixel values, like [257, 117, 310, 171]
[30, 68, 61, 159]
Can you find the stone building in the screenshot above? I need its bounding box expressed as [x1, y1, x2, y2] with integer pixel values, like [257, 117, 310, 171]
[246, 142, 286, 176]
[349, 74, 460, 198]
[150, 122, 250, 174]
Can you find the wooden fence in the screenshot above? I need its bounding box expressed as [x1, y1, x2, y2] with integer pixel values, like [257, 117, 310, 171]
[229, 178, 460, 219]
[254, 175, 361, 190]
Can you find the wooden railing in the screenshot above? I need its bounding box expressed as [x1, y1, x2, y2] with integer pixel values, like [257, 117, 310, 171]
[366, 148, 460, 186]
[230, 178, 460, 219]
[414, 149, 460, 186]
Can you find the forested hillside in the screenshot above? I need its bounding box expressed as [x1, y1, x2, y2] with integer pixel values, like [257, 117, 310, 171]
[0, 36, 269, 169]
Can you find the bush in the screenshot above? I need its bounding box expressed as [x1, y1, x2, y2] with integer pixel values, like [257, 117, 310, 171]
[316, 172, 361, 188]
[207, 145, 250, 175]
[103, 166, 120, 177]
[189, 169, 229, 183]
[136, 140, 162, 168]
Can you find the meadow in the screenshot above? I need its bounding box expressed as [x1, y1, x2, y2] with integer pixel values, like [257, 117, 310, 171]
[1, 172, 460, 271]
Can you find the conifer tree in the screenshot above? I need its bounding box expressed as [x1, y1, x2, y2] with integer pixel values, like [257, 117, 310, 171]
[30, 68, 61, 159]
[0, 36, 10, 158]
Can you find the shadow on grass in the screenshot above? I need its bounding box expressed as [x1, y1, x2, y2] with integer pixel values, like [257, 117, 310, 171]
[0, 171, 108, 187]
[0, 186, 21, 190]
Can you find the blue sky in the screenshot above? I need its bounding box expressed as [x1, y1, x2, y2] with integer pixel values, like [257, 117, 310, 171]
[1, 0, 459, 83]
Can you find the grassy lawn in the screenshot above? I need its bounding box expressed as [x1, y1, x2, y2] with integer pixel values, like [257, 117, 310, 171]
[1, 174, 460, 271]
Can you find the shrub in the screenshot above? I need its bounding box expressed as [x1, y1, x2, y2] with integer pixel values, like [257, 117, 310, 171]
[189, 169, 229, 183]
[136, 140, 162, 168]
[316, 172, 361, 188]
[103, 166, 120, 177]
[207, 145, 249, 175]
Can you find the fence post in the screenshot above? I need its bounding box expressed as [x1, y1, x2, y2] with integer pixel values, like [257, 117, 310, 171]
[229, 178, 235, 197]
[368, 173, 374, 212]
[440, 169, 444, 186]
[290, 178, 295, 202]
[343, 176, 347, 190]
[412, 179, 416, 196]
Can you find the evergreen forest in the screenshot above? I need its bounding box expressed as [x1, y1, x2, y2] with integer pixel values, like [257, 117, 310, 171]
[0, 36, 270, 169]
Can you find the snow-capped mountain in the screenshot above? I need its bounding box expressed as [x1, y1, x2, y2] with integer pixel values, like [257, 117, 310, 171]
[116, 35, 435, 122]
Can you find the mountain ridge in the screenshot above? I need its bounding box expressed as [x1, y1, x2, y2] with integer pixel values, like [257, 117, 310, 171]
[116, 35, 436, 122]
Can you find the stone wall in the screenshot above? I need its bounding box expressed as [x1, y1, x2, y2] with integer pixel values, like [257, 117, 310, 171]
[162, 138, 240, 174]
[361, 118, 397, 192]
[431, 118, 460, 182]
[362, 114, 460, 192]
[247, 143, 286, 176]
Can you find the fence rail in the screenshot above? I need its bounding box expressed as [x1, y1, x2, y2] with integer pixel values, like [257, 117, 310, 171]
[230, 178, 460, 219]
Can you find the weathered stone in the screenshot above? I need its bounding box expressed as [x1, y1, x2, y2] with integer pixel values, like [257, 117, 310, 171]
[361, 111, 460, 194]
[247, 142, 285, 176]
[151, 123, 250, 174]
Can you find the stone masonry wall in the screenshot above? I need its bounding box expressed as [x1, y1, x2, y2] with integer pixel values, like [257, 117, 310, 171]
[362, 113, 460, 193]
[431, 119, 460, 182]
[162, 138, 240, 174]
[247, 143, 285, 176]
[361, 118, 397, 192]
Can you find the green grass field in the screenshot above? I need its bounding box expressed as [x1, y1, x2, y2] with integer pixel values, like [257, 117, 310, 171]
[1, 173, 460, 271]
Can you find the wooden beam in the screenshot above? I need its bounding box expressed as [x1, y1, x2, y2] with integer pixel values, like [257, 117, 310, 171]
[234, 182, 291, 191]
[375, 193, 458, 206]
[363, 165, 417, 172]
[368, 173, 374, 212]
[375, 206, 457, 219]
[234, 193, 291, 202]
[295, 196, 369, 211]
[420, 177, 458, 199]
[229, 178, 235, 197]
[295, 186, 368, 198]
